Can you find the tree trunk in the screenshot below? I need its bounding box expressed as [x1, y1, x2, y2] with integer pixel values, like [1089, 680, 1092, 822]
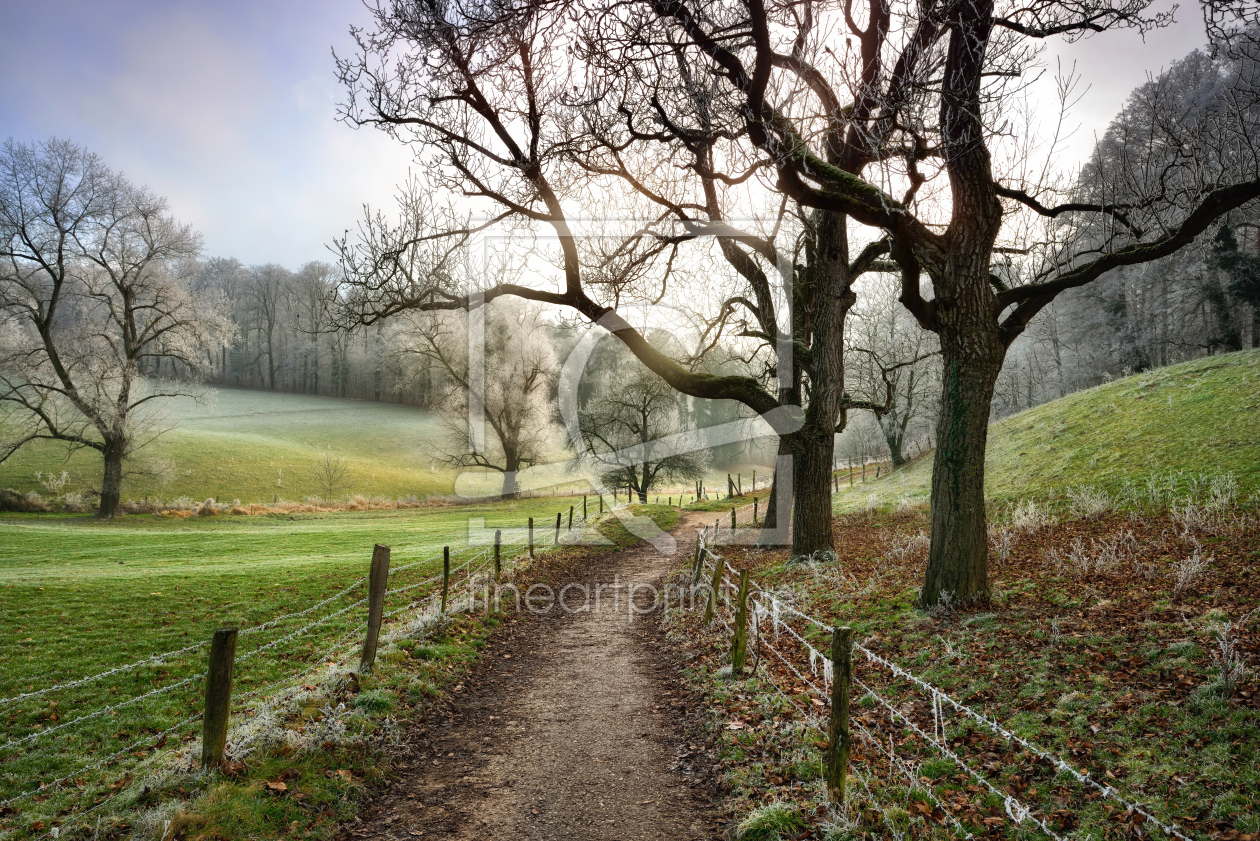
[790, 432, 835, 557]
[884, 423, 907, 468]
[920, 335, 1003, 607]
[759, 435, 793, 533]
[98, 443, 124, 519]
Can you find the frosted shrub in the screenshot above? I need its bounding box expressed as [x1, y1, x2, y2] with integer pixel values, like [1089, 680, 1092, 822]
[928, 589, 957, 618]
[884, 530, 930, 563]
[786, 548, 840, 567]
[1171, 544, 1212, 599]
[1208, 613, 1255, 697]
[1066, 486, 1112, 519]
[1008, 499, 1053, 532]
[1044, 532, 1137, 578]
[60, 491, 91, 513]
[35, 470, 71, 498]
[1095, 530, 1139, 569]
[1045, 539, 1092, 577]
[1209, 473, 1239, 509]
[988, 527, 1018, 566]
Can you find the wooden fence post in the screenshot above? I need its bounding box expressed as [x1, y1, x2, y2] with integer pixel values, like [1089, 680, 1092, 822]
[703, 550, 723, 623]
[440, 547, 451, 614]
[568, 505, 574, 530]
[599, 495, 604, 514]
[731, 570, 750, 675]
[826, 626, 853, 807]
[753, 497, 759, 524]
[494, 529, 502, 582]
[691, 533, 705, 584]
[202, 627, 238, 769]
[359, 544, 392, 673]
[583, 495, 587, 519]
[731, 507, 737, 530]
[554, 511, 561, 545]
[528, 517, 534, 557]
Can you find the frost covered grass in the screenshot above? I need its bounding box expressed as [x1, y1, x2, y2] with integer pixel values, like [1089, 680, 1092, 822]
[667, 492, 1260, 839]
[836, 349, 1260, 512]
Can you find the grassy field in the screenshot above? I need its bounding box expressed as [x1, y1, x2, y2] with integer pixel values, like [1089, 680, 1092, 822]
[0, 494, 606, 819]
[0, 385, 775, 507]
[0, 387, 460, 503]
[841, 349, 1260, 511]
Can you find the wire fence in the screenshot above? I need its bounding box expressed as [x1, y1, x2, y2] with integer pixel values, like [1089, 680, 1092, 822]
[0, 500, 609, 837]
[689, 525, 1197, 841]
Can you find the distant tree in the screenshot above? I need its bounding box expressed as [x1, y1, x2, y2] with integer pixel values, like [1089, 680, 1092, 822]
[847, 276, 940, 467]
[191, 256, 246, 378]
[579, 362, 708, 503]
[397, 302, 560, 498]
[0, 138, 231, 517]
[1210, 225, 1260, 347]
[313, 447, 349, 501]
[244, 264, 292, 389]
[292, 261, 338, 394]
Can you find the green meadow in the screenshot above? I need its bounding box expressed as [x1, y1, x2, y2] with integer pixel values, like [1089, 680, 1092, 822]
[842, 348, 1260, 510]
[0, 495, 596, 809]
[0, 387, 456, 503]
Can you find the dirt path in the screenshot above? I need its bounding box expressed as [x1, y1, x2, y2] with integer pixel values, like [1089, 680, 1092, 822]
[343, 513, 720, 840]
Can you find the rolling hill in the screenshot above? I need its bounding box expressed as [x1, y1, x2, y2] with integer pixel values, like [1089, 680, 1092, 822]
[845, 348, 1260, 508]
[0, 387, 458, 503]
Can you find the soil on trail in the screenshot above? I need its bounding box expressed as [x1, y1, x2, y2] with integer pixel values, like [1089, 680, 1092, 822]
[343, 513, 721, 841]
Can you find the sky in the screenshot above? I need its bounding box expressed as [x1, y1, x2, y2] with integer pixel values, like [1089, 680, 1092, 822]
[0, 0, 1209, 268]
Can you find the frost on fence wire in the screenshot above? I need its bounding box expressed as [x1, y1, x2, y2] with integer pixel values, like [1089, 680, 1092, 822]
[695, 552, 1195, 841]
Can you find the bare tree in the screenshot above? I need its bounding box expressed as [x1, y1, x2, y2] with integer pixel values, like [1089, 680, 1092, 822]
[847, 276, 941, 467]
[0, 138, 231, 517]
[397, 300, 560, 498]
[334, 0, 1260, 602]
[604, 0, 1260, 606]
[579, 361, 709, 502]
[313, 447, 349, 501]
[244, 264, 292, 390]
[332, 0, 894, 556]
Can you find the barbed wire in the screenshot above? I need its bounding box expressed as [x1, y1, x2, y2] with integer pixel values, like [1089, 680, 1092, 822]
[238, 577, 368, 638]
[718, 573, 1196, 841]
[0, 640, 209, 709]
[234, 597, 369, 666]
[0, 672, 201, 754]
[0, 711, 203, 811]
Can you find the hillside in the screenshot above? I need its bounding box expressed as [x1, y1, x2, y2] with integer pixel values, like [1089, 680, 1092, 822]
[0, 387, 457, 503]
[846, 348, 1260, 509]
